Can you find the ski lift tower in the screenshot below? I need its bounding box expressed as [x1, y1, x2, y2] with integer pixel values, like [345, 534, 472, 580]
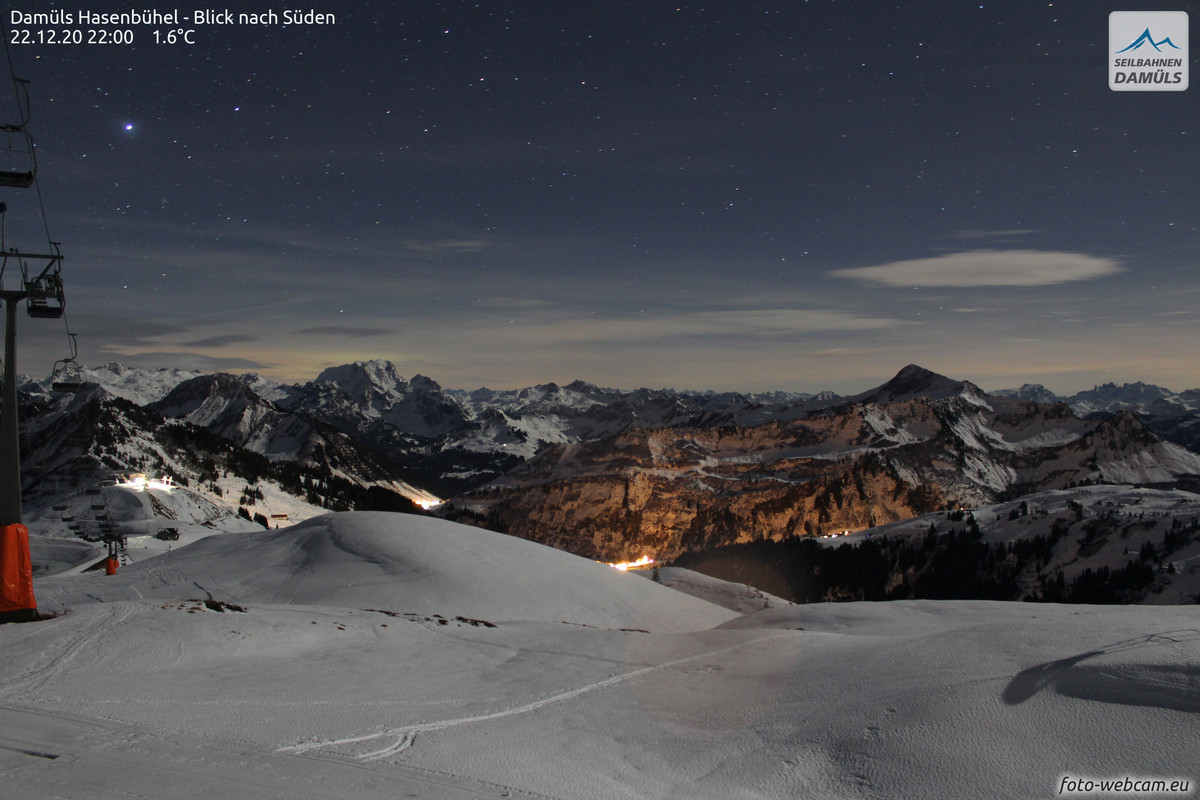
[0, 248, 60, 623]
[0, 58, 63, 622]
[0, 280, 28, 526]
[2, 243, 65, 519]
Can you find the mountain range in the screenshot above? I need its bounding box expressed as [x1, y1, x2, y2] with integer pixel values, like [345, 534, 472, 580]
[444, 366, 1200, 561]
[14, 361, 1200, 566]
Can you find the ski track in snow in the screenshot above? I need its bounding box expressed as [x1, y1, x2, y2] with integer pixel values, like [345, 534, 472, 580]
[0, 604, 134, 699]
[279, 630, 795, 761]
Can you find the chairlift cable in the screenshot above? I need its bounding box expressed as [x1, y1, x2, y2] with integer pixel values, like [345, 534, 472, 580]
[0, 33, 35, 192]
[0, 43, 66, 318]
[32, 179, 56, 256]
[1, 31, 54, 250]
[1, 31, 28, 128]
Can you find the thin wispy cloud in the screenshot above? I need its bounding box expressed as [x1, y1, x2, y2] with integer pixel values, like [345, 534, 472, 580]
[453, 307, 905, 346]
[299, 326, 393, 338]
[829, 250, 1123, 288]
[946, 229, 1042, 240]
[478, 297, 555, 309]
[181, 335, 259, 348]
[403, 239, 491, 254]
[683, 309, 902, 336]
[69, 316, 189, 347]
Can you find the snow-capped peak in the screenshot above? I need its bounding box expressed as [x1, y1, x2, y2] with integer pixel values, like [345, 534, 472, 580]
[68, 363, 204, 405]
[992, 383, 1062, 404]
[315, 359, 409, 395]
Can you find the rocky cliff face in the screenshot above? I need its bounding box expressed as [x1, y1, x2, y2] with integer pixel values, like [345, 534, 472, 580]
[452, 428, 941, 562]
[445, 394, 1200, 562]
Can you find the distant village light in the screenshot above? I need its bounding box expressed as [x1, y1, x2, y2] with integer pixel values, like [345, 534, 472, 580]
[604, 555, 655, 571]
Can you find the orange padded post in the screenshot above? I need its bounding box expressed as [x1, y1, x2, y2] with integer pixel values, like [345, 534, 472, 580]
[0, 523, 36, 618]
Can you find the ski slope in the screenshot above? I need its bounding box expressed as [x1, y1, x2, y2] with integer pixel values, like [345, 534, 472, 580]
[2, 512, 1197, 799]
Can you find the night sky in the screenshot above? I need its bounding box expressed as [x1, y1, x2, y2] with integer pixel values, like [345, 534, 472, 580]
[3, 1, 1197, 395]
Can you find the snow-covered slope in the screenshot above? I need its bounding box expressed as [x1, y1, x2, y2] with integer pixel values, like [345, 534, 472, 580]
[1070, 381, 1196, 417]
[74, 362, 203, 404]
[813, 484, 1200, 604]
[148, 373, 441, 508]
[27, 478, 314, 576]
[36, 512, 737, 632]
[2, 511, 1197, 799]
[992, 382, 1062, 404]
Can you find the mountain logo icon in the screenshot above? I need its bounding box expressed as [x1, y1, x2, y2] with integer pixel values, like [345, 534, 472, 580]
[1115, 28, 1182, 54]
[1109, 11, 1189, 92]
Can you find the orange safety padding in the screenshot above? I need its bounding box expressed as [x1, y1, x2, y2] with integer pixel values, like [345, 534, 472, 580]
[0, 523, 36, 613]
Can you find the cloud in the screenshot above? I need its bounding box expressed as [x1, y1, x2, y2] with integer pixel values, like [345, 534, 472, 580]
[477, 297, 555, 309]
[807, 347, 878, 357]
[403, 239, 490, 254]
[946, 229, 1042, 240]
[69, 316, 190, 347]
[180, 335, 259, 348]
[299, 326, 392, 338]
[449, 307, 905, 347]
[829, 250, 1123, 288]
[680, 309, 901, 337]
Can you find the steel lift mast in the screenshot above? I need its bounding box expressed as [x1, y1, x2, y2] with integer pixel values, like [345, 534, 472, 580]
[0, 45, 70, 623]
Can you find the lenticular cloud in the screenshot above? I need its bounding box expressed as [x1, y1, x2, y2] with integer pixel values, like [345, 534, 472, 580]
[830, 250, 1123, 288]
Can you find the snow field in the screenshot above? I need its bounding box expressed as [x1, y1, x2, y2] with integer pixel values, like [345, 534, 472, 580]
[2, 511, 1198, 799]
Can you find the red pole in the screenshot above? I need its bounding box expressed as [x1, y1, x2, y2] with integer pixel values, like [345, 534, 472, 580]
[0, 523, 36, 621]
